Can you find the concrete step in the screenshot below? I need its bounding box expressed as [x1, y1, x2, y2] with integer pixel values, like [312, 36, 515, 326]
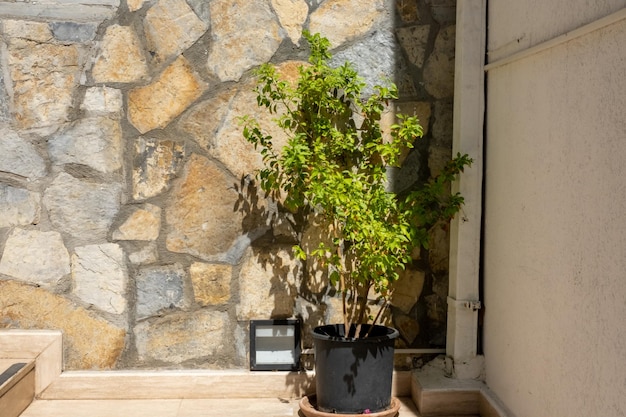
[0, 359, 36, 417]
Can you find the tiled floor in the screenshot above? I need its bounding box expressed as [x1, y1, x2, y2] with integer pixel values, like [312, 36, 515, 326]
[20, 396, 422, 417]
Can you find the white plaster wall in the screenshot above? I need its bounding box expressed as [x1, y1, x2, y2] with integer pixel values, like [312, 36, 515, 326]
[488, 0, 626, 61]
[483, 6, 626, 417]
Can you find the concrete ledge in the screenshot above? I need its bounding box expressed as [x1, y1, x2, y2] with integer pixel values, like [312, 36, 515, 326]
[0, 330, 63, 395]
[412, 365, 512, 417]
[40, 370, 411, 400]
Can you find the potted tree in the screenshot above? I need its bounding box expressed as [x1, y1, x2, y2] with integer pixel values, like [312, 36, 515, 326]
[241, 32, 472, 415]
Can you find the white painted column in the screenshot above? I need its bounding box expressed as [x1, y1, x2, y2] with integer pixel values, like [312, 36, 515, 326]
[445, 0, 486, 379]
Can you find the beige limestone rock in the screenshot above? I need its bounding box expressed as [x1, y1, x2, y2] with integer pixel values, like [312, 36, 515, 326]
[2, 19, 52, 42]
[0, 280, 125, 369]
[112, 204, 161, 241]
[424, 25, 456, 99]
[179, 62, 302, 177]
[190, 262, 232, 306]
[308, 0, 387, 48]
[236, 246, 301, 320]
[134, 309, 229, 364]
[72, 243, 128, 315]
[81, 87, 123, 114]
[5, 38, 81, 133]
[0, 229, 70, 287]
[391, 269, 426, 314]
[128, 56, 207, 134]
[127, 0, 148, 11]
[92, 24, 148, 84]
[207, 0, 282, 81]
[271, 0, 308, 45]
[144, 0, 208, 63]
[165, 154, 244, 259]
[132, 137, 185, 201]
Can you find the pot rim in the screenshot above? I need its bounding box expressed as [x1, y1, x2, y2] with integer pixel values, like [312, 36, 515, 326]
[312, 324, 399, 343]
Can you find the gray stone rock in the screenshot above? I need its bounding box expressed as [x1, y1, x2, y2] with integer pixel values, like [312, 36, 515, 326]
[43, 173, 122, 242]
[50, 22, 98, 42]
[0, 228, 70, 287]
[330, 30, 398, 96]
[128, 242, 159, 265]
[72, 243, 128, 315]
[136, 264, 186, 319]
[49, 117, 123, 173]
[0, 184, 40, 227]
[0, 127, 47, 179]
[134, 309, 229, 364]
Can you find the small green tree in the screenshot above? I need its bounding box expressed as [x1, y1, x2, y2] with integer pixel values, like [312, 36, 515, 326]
[241, 32, 472, 338]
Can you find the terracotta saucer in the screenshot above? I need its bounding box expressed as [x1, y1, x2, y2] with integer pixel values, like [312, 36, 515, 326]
[299, 396, 400, 417]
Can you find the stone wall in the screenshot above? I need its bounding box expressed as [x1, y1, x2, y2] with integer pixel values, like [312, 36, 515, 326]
[0, 0, 457, 369]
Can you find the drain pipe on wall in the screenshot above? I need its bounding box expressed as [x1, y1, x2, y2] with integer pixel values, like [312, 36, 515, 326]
[445, 0, 487, 380]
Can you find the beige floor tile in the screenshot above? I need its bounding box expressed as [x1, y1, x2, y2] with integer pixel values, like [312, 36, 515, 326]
[20, 396, 424, 417]
[178, 398, 297, 417]
[20, 399, 183, 417]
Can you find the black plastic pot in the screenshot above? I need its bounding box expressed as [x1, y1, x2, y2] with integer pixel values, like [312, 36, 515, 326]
[312, 324, 399, 414]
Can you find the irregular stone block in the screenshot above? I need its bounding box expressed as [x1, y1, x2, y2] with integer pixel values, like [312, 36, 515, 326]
[330, 30, 397, 96]
[81, 87, 123, 114]
[128, 242, 159, 265]
[165, 154, 250, 259]
[236, 246, 301, 320]
[395, 313, 420, 344]
[136, 264, 186, 319]
[92, 24, 149, 84]
[112, 204, 161, 241]
[50, 21, 98, 42]
[132, 137, 185, 201]
[391, 269, 426, 314]
[0, 228, 70, 287]
[43, 173, 122, 242]
[179, 62, 299, 177]
[128, 56, 207, 133]
[309, 0, 387, 48]
[134, 309, 229, 364]
[0, 280, 125, 369]
[0, 184, 40, 227]
[144, 0, 208, 63]
[4, 34, 81, 133]
[271, 0, 308, 45]
[207, 0, 282, 81]
[397, 25, 431, 69]
[424, 25, 456, 99]
[48, 117, 123, 173]
[72, 243, 128, 315]
[190, 262, 232, 306]
[0, 128, 46, 180]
